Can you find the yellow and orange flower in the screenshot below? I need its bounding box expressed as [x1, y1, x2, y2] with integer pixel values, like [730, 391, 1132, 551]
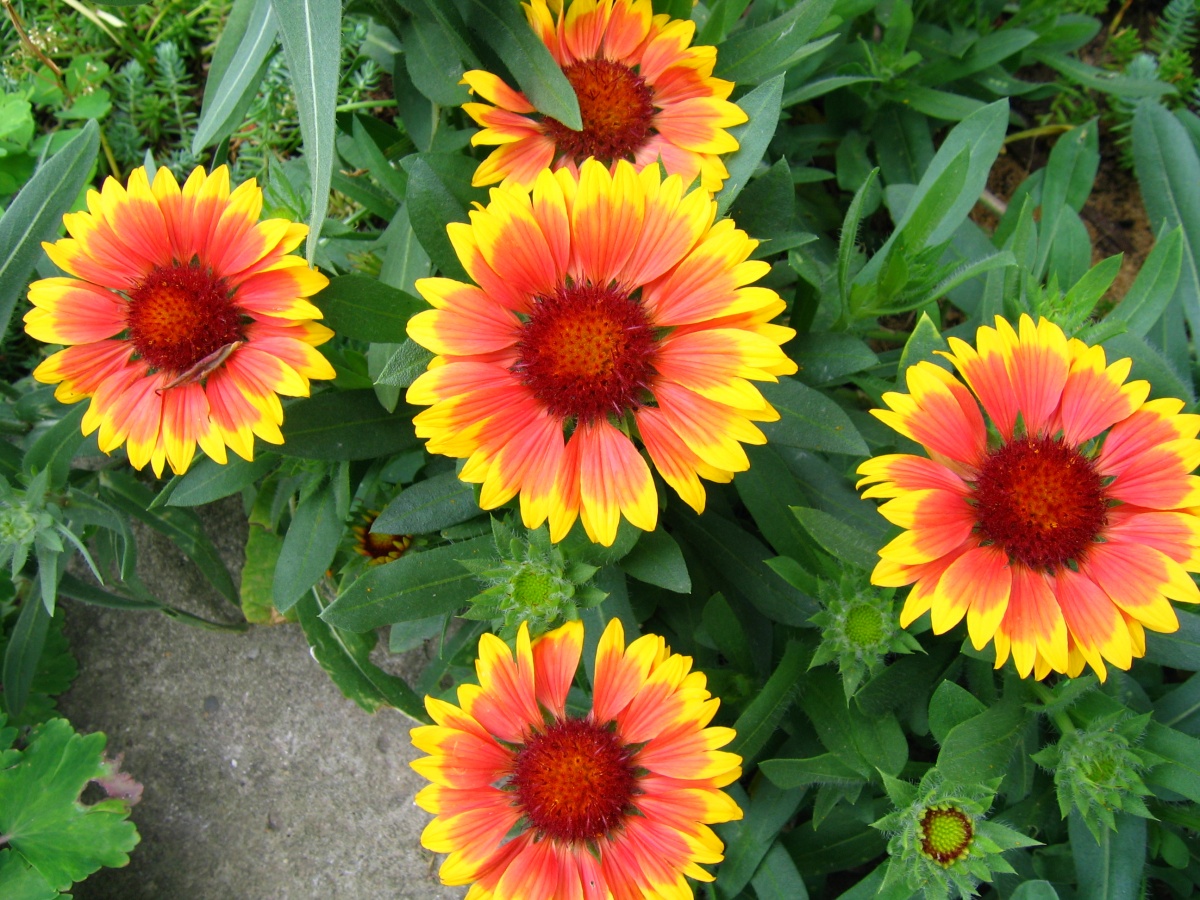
[405, 158, 796, 546]
[858, 314, 1200, 681]
[410, 618, 742, 900]
[24, 165, 335, 476]
[462, 0, 747, 192]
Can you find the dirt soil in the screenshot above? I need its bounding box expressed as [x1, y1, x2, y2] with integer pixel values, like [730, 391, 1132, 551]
[58, 498, 465, 900]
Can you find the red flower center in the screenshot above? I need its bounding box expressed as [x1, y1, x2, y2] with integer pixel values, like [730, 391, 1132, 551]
[514, 282, 657, 424]
[509, 717, 638, 844]
[973, 435, 1108, 570]
[918, 805, 974, 866]
[542, 59, 655, 164]
[126, 262, 245, 374]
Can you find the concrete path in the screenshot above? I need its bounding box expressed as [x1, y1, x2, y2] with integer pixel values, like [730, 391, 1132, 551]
[57, 498, 466, 900]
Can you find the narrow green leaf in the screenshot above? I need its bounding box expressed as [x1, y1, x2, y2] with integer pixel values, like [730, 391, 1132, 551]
[312, 274, 424, 343]
[240, 525, 284, 624]
[273, 483, 343, 612]
[2, 593, 51, 719]
[928, 681, 986, 745]
[750, 842, 810, 900]
[729, 640, 809, 763]
[0, 120, 98, 342]
[458, 0, 581, 129]
[193, 0, 276, 152]
[279, 390, 419, 460]
[1100, 227, 1183, 338]
[759, 377, 868, 455]
[400, 15, 469, 107]
[701, 593, 754, 673]
[372, 472, 481, 535]
[1035, 120, 1099, 278]
[1037, 52, 1176, 98]
[1069, 810, 1146, 900]
[760, 753, 865, 789]
[22, 405, 87, 489]
[715, 75, 784, 216]
[296, 592, 428, 720]
[404, 155, 472, 280]
[1144, 722, 1200, 803]
[789, 333, 878, 386]
[715, 782, 807, 898]
[321, 536, 493, 631]
[1132, 100, 1200, 337]
[166, 454, 278, 507]
[714, 0, 836, 85]
[270, 0, 341, 262]
[837, 167, 879, 310]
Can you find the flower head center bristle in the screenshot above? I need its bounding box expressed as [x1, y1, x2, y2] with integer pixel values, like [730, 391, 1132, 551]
[918, 805, 974, 867]
[542, 59, 655, 163]
[973, 435, 1107, 570]
[126, 262, 244, 374]
[844, 603, 885, 648]
[510, 717, 638, 844]
[512, 567, 554, 607]
[514, 283, 657, 424]
[354, 512, 413, 565]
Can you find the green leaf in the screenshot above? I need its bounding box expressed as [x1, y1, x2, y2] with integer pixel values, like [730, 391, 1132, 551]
[0, 120, 98, 343]
[1100, 227, 1183, 338]
[1144, 722, 1200, 803]
[372, 472, 481, 535]
[400, 15, 469, 107]
[937, 696, 1026, 782]
[269, 0, 341, 262]
[897, 311, 949, 381]
[791, 507, 878, 570]
[312, 274, 424, 343]
[895, 85, 986, 121]
[715, 782, 807, 898]
[668, 510, 816, 625]
[729, 640, 809, 763]
[714, 0, 836, 85]
[1, 597, 51, 720]
[1152, 672, 1200, 734]
[750, 842, 810, 900]
[1036, 52, 1176, 98]
[0, 718, 139, 891]
[279, 389, 419, 460]
[619, 528, 690, 593]
[895, 147, 969, 250]
[295, 592, 427, 719]
[837, 167, 879, 310]
[1069, 810, 1145, 900]
[701, 593, 754, 674]
[239, 525, 284, 624]
[1010, 881, 1060, 900]
[100, 473, 238, 605]
[458, 0, 581, 129]
[22, 404, 87, 489]
[789, 333, 878, 387]
[1104, 332, 1195, 405]
[715, 75, 784, 216]
[1035, 121, 1099, 278]
[928, 680, 986, 745]
[193, 0, 276, 152]
[403, 155, 476, 280]
[272, 482, 343, 612]
[738, 445, 822, 564]
[0, 848, 58, 900]
[759, 377, 868, 455]
[760, 753, 865, 789]
[1133, 100, 1200, 338]
[321, 536, 493, 631]
[166, 453, 278, 507]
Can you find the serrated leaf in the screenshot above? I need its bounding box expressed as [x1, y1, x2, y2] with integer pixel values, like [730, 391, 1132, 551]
[0, 718, 139, 891]
[270, 0, 341, 262]
[0, 848, 58, 900]
[273, 482, 342, 612]
[372, 472, 481, 535]
[279, 389, 420, 460]
[193, 0, 276, 152]
[715, 75, 784, 216]
[321, 536, 493, 631]
[0, 121, 98, 343]
[759, 377, 868, 455]
[312, 274, 423, 343]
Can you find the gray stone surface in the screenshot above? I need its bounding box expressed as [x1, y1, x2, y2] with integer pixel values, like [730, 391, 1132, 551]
[57, 498, 465, 900]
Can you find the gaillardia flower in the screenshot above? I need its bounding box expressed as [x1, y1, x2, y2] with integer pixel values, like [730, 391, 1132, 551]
[858, 315, 1200, 680]
[24, 165, 335, 476]
[406, 158, 796, 546]
[410, 618, 743, 900]
[461, 0, 747, 191]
